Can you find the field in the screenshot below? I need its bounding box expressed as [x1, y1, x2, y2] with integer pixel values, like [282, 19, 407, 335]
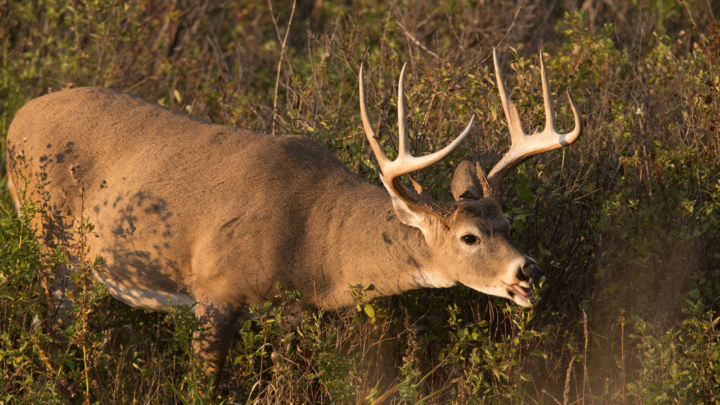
[1, 0, 720, 403]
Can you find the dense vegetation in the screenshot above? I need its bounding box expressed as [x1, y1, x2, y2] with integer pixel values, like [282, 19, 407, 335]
[1, 0, 719, 403]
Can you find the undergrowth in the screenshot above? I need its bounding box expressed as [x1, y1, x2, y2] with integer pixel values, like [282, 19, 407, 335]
[1, 0, 719, 403]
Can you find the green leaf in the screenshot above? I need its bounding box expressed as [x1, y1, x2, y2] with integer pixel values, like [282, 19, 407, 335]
[244, 331, 255, 346]
[363, 304, 375, 319]
[375, 307, 389, 319]
[532, 350, 548, 360]
[521, 330, 537, 339]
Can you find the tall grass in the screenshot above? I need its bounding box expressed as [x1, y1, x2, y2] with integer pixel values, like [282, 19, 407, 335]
[1, 0, 719, 403]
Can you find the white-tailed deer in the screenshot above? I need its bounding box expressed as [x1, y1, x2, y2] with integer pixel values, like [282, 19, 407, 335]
[6, 49, 580, 380]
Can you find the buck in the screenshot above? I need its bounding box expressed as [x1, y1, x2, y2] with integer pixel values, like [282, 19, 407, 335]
[6, 49, 580, 380]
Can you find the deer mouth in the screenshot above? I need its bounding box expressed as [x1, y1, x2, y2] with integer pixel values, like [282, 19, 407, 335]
[509, 285, 536, 303]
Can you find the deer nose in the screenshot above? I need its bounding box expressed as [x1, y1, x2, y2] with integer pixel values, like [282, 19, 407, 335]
[517, 259, 541, 282]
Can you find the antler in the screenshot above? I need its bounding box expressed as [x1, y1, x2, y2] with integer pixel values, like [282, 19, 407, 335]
[482, 48, 582, 198]
[359, 64, 475, 208]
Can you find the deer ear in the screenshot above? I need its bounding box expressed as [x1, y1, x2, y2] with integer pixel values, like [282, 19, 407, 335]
[380, 176, 433, 235]
[451, 160, 482, 201]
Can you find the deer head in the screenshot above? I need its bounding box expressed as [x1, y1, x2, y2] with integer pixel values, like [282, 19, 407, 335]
[359, 49, 581, 306]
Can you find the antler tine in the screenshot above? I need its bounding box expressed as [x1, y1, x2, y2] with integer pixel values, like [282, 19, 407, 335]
[359, 64, 475, 199]
[359, 64, 390, 170]
[492, 48, 525, 146]
[538, 50, 583, 143]
[539, 50, 557, 134]
[398, 64, 410, 156]
[485, 48, 582, 191]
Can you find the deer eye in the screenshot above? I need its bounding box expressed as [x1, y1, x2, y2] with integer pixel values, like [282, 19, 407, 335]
[461, 235, 477, 245]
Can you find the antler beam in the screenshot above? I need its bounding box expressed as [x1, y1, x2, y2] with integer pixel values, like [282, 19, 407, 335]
[483, 48, 582, 197]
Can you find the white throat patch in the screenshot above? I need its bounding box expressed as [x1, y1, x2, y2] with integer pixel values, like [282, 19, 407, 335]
[414, 270, 455, 288]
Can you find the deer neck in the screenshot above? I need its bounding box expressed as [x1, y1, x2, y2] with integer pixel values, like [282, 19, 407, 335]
[315, 184, 455, 309]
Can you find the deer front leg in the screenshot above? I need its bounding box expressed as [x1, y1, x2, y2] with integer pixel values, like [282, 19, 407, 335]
[192, 299, 241, 385]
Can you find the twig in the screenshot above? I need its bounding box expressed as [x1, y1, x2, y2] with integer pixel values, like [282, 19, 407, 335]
[706, 0, 716, 22]
[269, 0, 297, 135]
[371, 384, 399, 405]
[542, 389, 563, 405]
[396, 20, 438, 59]
[496, 0, 524, 49]
[564, 354, 576, 405]
[621, 317, 626, 402]
[582, 309, 596, 404]
[678, 0, 697, 28]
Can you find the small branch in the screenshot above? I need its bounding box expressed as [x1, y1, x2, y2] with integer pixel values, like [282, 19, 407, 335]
[582, 309, 594, 403]
[678, 0, 698, 28]
[564, 354, 576, 405]
[542, 389, 563, 405]
[269, 0, 297, 135]
[396, 20, 438, 59]
[496, 0, 524, 49]
[371, 384, 399, 405]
